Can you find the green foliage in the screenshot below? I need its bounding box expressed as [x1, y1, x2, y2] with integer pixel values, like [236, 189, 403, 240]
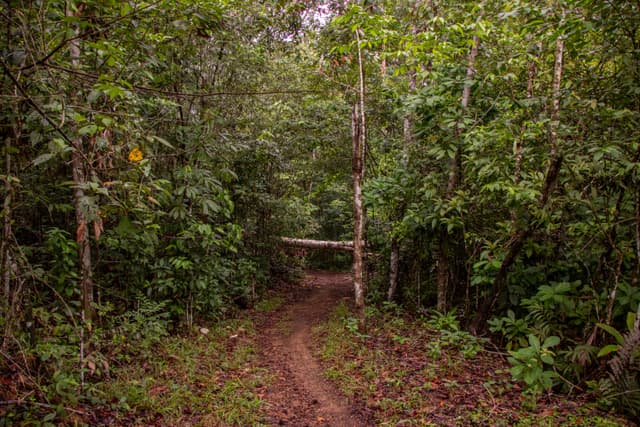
[424, 310, 485, 359]
[508, 334, 560, 397]
[595, 313, 640, 417]
[97, 318, 268, 425]
[489, 310, 530, 350]
[315, 300, 622, 425]
[44, 228, 79, 297]
[116, 297, 170, 353]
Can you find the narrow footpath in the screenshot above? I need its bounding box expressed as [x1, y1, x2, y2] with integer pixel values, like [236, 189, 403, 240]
[258, 271, 370, 426]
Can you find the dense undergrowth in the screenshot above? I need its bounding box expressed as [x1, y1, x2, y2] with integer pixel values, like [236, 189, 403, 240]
[0, 297, 286, 426]
[313, 301, 635, 426]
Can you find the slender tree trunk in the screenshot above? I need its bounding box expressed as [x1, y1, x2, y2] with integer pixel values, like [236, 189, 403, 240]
[388, 70, 416, 301]
[1, 135, 11, 310]
[513, 46, 540, 195]
[388, 239, 400, 301]
[636, 189, 640, 282]
[471, 32, 565, 334]
[67, 5, 94, 322]
[352, 102, 365, 331]
[436, 237, 449, 312]
[436, 35, 479, 313]
[1, 132, 13, 350]
[460, 36, 479, 111]
[548, 33, 564, 160]
[352, 28, 367, 331]
[1, 76, 22, 350]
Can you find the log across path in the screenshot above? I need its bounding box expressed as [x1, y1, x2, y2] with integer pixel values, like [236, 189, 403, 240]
[280, 237, 354, 251]
[258, 271, 370, 426]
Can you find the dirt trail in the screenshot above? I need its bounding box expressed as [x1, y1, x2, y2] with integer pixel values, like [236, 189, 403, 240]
[258, 271, 369, 426]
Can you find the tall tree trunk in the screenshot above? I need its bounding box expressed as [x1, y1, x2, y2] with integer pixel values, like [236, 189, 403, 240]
[636, 189, 640, 283]
[513, 45, 540, 195]
[387, 239, 400, 301]
[1, 125, 14, 350]
[436, 34, 479, 313]
[1, 132, 12, 309]
[1, 75, 23, 350]
[68, 4, 94, 322]
[352, 28, 367, 331]
[471, 31, 565, 334]
[388, 71, 416, 301]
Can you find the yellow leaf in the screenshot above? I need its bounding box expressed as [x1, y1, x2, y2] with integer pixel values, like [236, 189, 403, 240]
[128, 147, 143, 162]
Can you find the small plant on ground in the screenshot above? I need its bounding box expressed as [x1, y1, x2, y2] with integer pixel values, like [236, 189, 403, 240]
[424, 310, 485, 358]
[314, 303, 628, 425]
[96, 317, 269, 425]
[507, 334, 560, 405]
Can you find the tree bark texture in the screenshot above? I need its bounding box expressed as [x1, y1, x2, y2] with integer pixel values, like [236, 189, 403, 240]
[1, 131, 14, 350]
[352, 102, 366, 331]
[387, 70, 417, 301]
[387, 239, 400, 301]
[68, 5, 94, 322]
[352, 28, 367, 331]
[636, 189, 640, 281]
[513, 47, 539, 192]
[2, 135, 12, 313]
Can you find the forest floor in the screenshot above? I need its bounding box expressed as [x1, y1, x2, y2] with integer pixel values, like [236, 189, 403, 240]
[257, 270, 371, 426]
[6, 271, 634, 426]
[255, 271, 633, 427]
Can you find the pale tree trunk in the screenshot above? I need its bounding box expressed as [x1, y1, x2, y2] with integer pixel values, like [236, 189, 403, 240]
[67, 5, 94, 323]
[352, 28, 367, 331]
[548, 33, 564, 160]
[387, 71, 416, 301]
[513, 44, 540, 194]
[471, 31, 565, 334]
[387, 240, 400, 301]
[352, 103, 365, 330]
[436, 35, 479, 313]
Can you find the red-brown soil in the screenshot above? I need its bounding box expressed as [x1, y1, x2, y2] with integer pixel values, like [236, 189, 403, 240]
[257, 271, 371, 426]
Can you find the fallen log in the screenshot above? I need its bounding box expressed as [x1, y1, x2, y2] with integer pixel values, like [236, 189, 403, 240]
[280, 237, 354, 252]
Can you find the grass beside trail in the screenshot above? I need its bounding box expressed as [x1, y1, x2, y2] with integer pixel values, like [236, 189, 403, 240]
[94, 296, 285, 426]
[313, 302, 633, 427]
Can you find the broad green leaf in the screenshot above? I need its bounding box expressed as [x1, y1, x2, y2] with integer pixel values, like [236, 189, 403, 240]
[540, 354, 554, 365]
[596, 323, 624, 345]
[528, 334, 541, 350]
[597, 344, 620, 358]
[542, 336, 560, 348]
[78, 124, 98, 136]
[626, 312, 637, 332]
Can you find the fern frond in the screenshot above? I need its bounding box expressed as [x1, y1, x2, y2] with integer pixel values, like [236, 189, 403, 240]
[610, 327, 640, 382]
[601, 322, 640, 416]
